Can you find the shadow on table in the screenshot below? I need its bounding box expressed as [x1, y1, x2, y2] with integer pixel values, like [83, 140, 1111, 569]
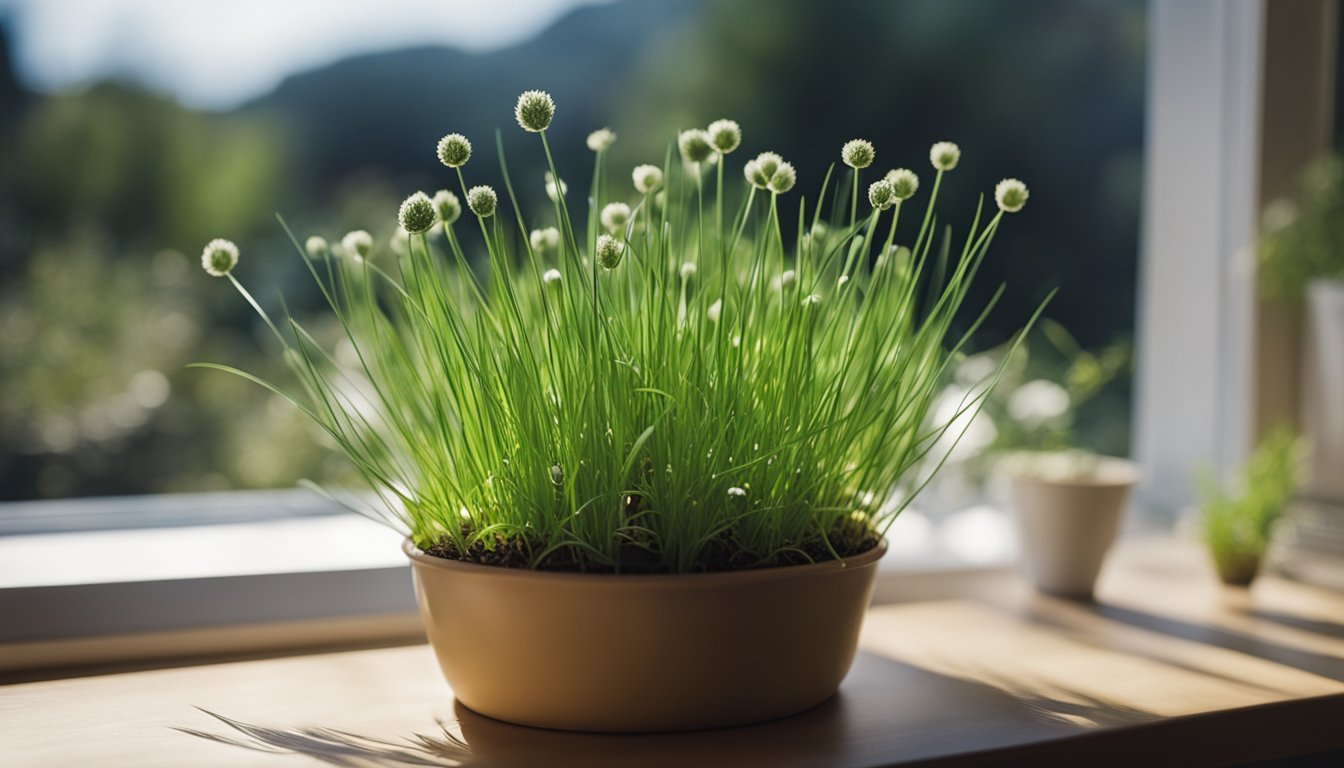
[174, 708, 473, 766]
[1089, 603, 1344, 682]
[175, 651, 1095, 767]
[1244, 608, 1344, 642]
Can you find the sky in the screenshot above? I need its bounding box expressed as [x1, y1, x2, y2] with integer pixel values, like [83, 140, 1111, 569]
[0, 0, 610, 109]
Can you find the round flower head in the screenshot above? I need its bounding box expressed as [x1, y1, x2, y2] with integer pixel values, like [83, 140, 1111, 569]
[542, 268, 562, 285]
[885, 168, 919, 200]
[398, 191, 437, 234]
[433, 189, 461, 226]
[868, 179, 896, 210]
[304, 235, 328, 259]
[842, 139, 875, 169]
[994, 178, 1029, 213]
[515, 89, 555, 132]
[586, 127, 616, 152]
[595, 233, 624, 269]
[544, 171, 567, 203]
[530, 226, 561, 253]
[600, 202, 631, 233]
[780, 269, 796, 289]
[201, 238, 239, 277]
[632, 164, 664, 194]
[754, 151, 783, 180]
[437, 133, 472, 168]
[767, 162, 796, 194]
[467, 185, 498, 218]
[678, 129, 713, 164]
[929, 141, 961, 171]
[341, 230, 373, 261]
[706, 119, 741, 154]
[744, 159, 768, 190]
[679, 262, 698, 280]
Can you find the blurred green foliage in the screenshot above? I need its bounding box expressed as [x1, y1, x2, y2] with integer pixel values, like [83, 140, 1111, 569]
[1259, 153, 1344, 306]
[1199, 427, 1300, 583]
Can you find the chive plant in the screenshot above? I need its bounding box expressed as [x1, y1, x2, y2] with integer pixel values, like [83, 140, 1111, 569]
[198, 90, 1039, 573]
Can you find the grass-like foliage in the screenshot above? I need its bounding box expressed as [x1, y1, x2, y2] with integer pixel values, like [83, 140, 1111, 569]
[1199, 427, 1300, 583]
[1259, 153, 1344, 306]
[199, 92, 1040, 573]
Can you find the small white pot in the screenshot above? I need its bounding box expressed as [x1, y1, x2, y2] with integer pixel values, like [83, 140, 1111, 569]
[1303, 278, 1344, 502]
[1009, 456, 1139, 599]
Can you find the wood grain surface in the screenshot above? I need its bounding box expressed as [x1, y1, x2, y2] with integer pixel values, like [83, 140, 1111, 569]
[3, 538, 1343, 767]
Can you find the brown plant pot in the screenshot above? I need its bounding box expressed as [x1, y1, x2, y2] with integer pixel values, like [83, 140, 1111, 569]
[1212, 550, 1262, 587]
[405, 538, 886, 732]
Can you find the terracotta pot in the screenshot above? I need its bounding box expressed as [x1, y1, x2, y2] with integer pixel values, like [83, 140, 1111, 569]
[1010, 457, 1139, 599]
[405, 539, 886, 732]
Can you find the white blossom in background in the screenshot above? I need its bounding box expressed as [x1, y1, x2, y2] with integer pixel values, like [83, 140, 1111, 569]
[954, 353, 998, 386]
[586, 127, 616, 152]
[1007, 379, 1071, 427]
[544, 172, 567, 203]
[931, 384, 997, 463]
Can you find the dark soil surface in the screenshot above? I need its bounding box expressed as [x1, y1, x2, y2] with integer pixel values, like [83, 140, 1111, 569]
[423, 522, 880, 574]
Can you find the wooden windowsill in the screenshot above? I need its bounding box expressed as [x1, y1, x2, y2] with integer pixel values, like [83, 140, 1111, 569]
[3, 537, 1343, 766]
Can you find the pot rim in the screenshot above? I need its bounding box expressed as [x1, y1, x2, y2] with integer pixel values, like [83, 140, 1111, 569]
[1008, 454, 1141, 489]
[403, 536, 887, 584]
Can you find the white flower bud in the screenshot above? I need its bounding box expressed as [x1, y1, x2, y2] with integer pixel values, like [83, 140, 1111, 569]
[530, 226, 561, 253]
[433, 190, 462, 226]
[398, 191, 437, 234]
[515, 90, 555, 132]
[842, 139, 875, 169]
[544, 171, 567, 203]
[707, 298, 722, 322]
[994, 178, 1029, 213]
[744, 159, 767, 190]
[678, 129, 713, 164]
[304, 236, 328, 259]
[595, 233, 624, 269]
[543, 268, 562, 284]
[341, 230, 373, 261]
[930, 141, 961, 171]
[632, 164, 664, 194]
[437, 133, 471, 168]
[768, 162, 796, 194]
[600, 202, 631, 233]
[867, 179, 896, 210]
[727, 486, 747, 498]
[706, 119, 742, 154]
[754, 152, 783, 180]
[201, 238, 239, 277]
[885, 168, 919, 200]
[679, 262, 698, 280]
[467, 185, 498, 218]
[780, 269, 796, 289]
[586, 127, 616, 152]
[802, 293, 822, 307]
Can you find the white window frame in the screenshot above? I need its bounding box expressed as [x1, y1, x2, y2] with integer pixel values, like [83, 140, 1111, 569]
[1135, 0, 1337, 515]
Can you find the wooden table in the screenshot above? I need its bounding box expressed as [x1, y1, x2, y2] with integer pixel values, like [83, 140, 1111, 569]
[4, 538, 1343, 766]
